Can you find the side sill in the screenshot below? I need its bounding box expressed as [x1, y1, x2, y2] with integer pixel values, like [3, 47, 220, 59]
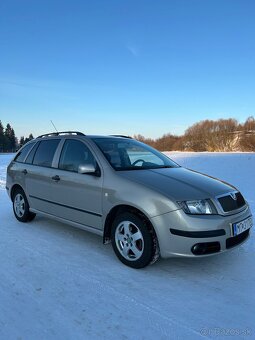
[30, 208, 104, 237]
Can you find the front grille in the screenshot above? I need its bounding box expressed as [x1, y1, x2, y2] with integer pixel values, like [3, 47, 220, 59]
[217, 192, 246, 213]
[226, 229, 250, 249]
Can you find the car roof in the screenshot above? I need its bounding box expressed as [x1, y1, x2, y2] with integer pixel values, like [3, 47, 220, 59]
[87, 135, 132, 139]
[36, 132, 132, 140]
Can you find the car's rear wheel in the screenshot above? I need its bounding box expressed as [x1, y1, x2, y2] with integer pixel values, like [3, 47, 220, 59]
[111, 212, 157, 268]
[13, 188, 36, 222]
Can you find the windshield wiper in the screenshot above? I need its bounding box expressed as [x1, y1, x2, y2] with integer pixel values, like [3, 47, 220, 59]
[153, 165, 176, 169]
[115, 165, 177, 171]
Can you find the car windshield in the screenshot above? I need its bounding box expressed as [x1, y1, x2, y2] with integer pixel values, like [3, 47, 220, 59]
[92, 138, 180, 171]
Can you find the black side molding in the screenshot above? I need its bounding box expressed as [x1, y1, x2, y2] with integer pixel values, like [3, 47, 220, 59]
[170, 228, 226, 238]
[29, 195, 102, 217]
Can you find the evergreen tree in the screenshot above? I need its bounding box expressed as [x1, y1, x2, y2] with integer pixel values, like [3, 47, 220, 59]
[19, 136, 25, 147]
[23, 133, 34, 145]
[0, 120, 4, 152]
[3, 123, 17, 152]
[4, 123, 12, 152]
[10, 128, 17, 151]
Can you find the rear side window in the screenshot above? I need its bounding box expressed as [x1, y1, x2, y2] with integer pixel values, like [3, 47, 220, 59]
[25, 142, 39, 164]
[33, 139, 60, 167]
[14, 142, 36, 163]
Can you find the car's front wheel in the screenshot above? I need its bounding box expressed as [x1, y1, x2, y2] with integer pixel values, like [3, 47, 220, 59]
[13, 188, 36, 222]
[111, 212, 157, 268]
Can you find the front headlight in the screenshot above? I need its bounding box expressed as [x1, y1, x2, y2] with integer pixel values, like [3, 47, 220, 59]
[177, 199, 217, 215]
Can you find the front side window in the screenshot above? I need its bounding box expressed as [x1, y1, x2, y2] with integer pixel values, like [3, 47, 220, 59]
[93, 138, 179, 170]
[33, 139, 60, 167]
[59, 139, 97, 172]
[14, 142, 36, 163]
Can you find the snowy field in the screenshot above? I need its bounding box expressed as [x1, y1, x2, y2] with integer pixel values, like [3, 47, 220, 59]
[0, 152, 254, 340]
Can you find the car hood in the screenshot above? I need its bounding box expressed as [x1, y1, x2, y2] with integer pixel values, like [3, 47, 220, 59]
[117, 167, 235, 201]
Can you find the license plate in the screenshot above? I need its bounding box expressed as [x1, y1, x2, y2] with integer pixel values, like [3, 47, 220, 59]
[232, 216, 253, 236]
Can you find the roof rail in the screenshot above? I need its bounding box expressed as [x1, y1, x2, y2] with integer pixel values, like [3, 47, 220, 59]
[110, 134, 133, 139]
[37, 131, 85, 138]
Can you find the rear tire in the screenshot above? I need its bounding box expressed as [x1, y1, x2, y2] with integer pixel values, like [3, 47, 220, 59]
[111, 212, 157, 269]
[13, 188, 36, 222]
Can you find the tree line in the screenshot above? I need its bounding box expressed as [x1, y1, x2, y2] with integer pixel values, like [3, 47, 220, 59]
[0, 121, 33, 153]
[1, 116, 255, 153]
[134, 116, 255, 152]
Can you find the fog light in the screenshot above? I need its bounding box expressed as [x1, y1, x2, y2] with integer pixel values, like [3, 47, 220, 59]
[191, 242, 220, 255]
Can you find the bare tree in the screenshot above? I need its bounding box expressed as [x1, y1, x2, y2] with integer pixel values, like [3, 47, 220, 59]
[133, 117, 254, 152]
[240, 116, 255, 151]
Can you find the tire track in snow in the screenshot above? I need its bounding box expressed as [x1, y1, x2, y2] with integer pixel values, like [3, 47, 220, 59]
[77, 272, 207, 339]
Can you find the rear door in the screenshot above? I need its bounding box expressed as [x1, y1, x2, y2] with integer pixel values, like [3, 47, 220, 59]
[25, 138, 61, 212]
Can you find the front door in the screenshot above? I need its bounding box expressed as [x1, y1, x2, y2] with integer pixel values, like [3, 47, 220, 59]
[48, 139, 103, 230]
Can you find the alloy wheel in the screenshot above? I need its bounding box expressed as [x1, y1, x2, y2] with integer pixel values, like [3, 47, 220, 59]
[115, 220, 144, 261]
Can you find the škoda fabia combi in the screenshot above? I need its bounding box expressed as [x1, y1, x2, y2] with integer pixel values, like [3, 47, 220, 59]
[6, 132, 253, 268]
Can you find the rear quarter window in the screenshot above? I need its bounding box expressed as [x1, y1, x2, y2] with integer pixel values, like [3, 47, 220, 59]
[14, 142, 36, 163]
[33, 139, 60, 167]
[25, 142, 40, 164]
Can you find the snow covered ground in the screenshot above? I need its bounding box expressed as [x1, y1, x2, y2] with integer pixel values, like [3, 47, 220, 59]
[0, 152, 254, 340]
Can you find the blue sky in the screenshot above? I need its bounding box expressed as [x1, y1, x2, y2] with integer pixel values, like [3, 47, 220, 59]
[0, 0, 255, 139]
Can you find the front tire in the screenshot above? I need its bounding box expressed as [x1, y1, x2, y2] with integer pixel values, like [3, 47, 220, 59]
[13, 188, 36, 222]
[111, 212, 156, 269]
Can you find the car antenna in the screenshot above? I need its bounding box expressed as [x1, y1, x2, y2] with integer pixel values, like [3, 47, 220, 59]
[50, 120, 58, 132]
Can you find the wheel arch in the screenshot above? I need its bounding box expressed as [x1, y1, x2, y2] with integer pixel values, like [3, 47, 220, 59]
[10, 184, 25, 201]
[103, 204, 157, 244]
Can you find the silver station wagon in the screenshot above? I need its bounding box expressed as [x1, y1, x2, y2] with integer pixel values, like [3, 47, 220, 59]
[6, 131, 253, 268]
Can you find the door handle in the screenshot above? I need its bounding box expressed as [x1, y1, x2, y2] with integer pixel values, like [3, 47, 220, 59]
[52, 175, 60, 182]
[22, 169, 28, 175]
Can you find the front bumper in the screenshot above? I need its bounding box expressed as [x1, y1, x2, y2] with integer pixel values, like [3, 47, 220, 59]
[151, 205, 253, 258]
